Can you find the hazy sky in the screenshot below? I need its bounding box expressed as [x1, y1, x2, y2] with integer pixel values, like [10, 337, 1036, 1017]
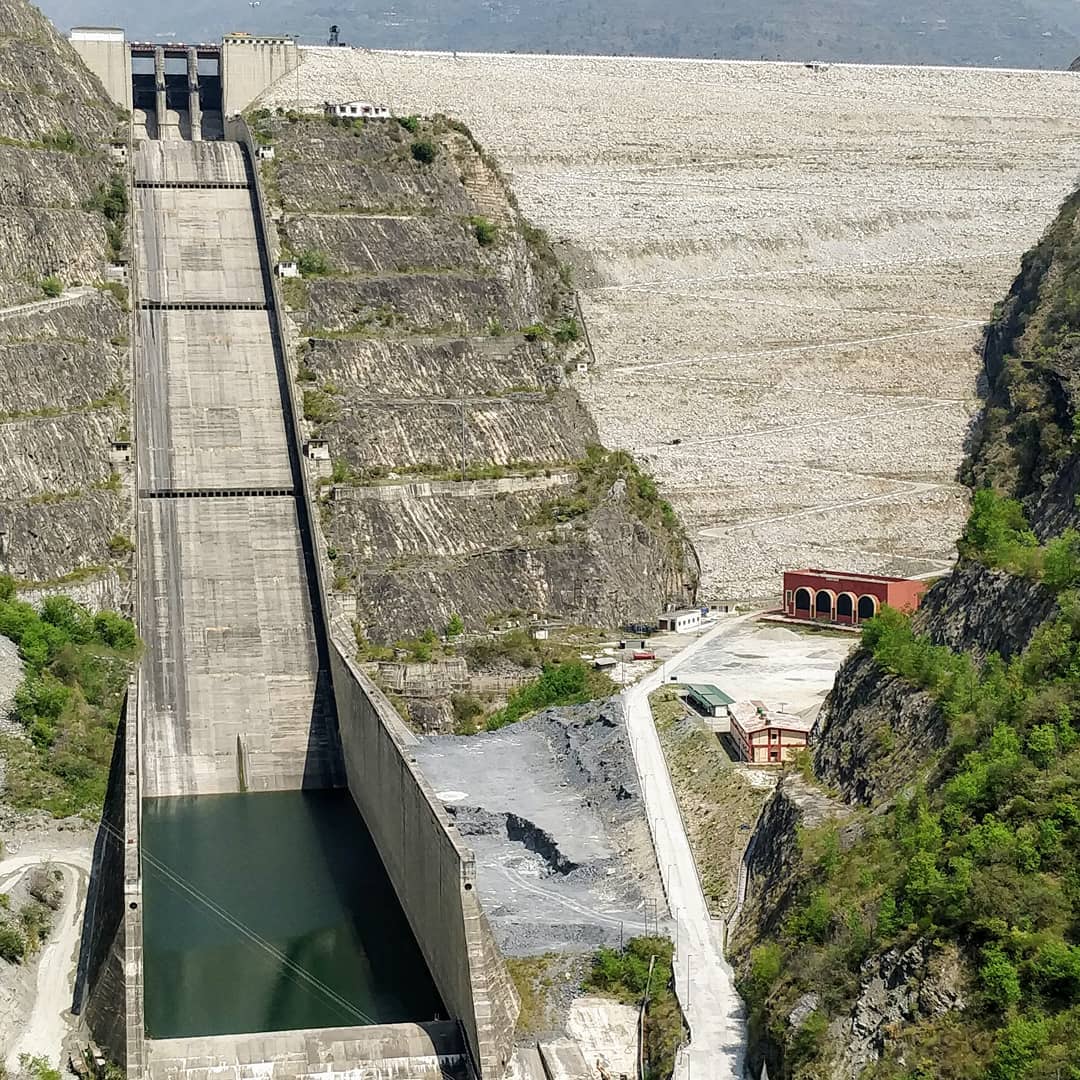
[40, 0, 1080, 68]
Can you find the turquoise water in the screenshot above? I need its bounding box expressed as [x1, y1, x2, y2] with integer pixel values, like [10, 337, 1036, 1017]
[141, 790, 443, 1038]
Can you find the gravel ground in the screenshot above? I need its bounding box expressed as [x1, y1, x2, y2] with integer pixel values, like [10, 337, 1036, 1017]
[258, 50, 1080, 600]
[413, 698, 668, 956]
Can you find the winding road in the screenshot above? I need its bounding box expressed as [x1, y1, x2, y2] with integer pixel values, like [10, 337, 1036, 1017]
[1, 847, 92, 1072]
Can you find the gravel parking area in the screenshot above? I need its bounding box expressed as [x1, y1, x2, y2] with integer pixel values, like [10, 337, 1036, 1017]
[412, 700, 668, 956]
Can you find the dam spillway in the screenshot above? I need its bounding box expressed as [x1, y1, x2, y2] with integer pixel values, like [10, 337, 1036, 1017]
[128, 138, 459, 1078]
[133, 139, 340, 797]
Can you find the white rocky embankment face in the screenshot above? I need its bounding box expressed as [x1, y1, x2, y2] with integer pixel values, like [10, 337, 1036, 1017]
[260, 51, 1080, 600]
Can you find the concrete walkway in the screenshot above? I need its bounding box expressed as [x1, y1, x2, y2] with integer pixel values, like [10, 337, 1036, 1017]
[0, 286, 96, 323]
[622, 615, 753, 1079]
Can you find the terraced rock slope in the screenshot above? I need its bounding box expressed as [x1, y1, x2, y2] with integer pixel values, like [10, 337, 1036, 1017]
[256, 113, 695, 654]
[258, 49, 1080, 603]
[0, 0, 132, 609]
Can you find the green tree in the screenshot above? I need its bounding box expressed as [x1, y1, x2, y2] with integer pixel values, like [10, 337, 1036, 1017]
[980, 944, 1022, 1010]
[410, 139, 437, 164]
[1027, 723, 1057, 769]
[446, 613, 464, 638]
[40, 276, 63, 298]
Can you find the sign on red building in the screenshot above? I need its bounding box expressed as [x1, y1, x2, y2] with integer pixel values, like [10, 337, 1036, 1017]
[782, 569, 926, 626]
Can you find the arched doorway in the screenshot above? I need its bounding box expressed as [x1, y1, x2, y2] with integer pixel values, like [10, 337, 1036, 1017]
[794, 588, 812, 614]
[815, 590, 834, 619]
[858, 595, 878, 621]
[836, 593, 855, 622]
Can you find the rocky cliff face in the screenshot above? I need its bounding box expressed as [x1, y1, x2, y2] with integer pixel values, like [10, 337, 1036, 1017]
[0, 0, 132, 609]
[257, 112, 695, 663]
[734, 182, 1080, 1078]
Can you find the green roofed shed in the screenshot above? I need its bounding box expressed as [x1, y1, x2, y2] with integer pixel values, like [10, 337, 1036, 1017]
[685, 683, 735, 717]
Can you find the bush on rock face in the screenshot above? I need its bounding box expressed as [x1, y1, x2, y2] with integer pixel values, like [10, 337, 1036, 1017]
[410, 139, 437, 164]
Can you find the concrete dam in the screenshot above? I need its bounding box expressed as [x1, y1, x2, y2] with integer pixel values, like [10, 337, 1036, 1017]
[80, 129, 517, 1078]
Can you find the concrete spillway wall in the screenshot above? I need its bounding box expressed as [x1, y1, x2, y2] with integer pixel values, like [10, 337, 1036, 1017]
[330, 650, 519, 1078]
[78, 674, 146, 1075]
[233, 116, 519, 1077]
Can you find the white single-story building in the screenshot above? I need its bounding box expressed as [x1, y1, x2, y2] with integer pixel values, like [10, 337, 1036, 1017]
[276, 261, 299, 278]
[658, 608, 702, 633]
[325, 100, 391, 119]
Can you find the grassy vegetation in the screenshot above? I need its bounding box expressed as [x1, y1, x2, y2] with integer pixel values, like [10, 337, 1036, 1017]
[0, 576, 138, 817]
[96, 280, 130, 311]
[650, 685, 769, 915]
[585, 937, 685, 1079]
[302, 388, 339, 425]
[534, 444, 681, 535]
[506, 952, 569, 1035]
[745, 596, 1080, 1077]
[40, 275, 62, 299]
[484, 659, 614, 731]
[958, 488, 1080, 591]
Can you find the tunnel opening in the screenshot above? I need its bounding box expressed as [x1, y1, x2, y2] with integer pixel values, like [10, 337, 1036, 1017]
[141, 789, 444, 1038]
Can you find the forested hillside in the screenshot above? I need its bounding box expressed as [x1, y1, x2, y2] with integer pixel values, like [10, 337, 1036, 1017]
[732, 180, 1080, 1078]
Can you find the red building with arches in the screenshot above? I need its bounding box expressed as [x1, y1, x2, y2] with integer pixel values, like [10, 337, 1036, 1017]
[782, 569, 926, 626]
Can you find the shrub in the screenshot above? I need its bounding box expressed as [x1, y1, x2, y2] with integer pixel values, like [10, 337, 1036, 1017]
[743, 943, 782, 1012]
[469, 216, 498, 247]
[303, 389, 338, 424]
[446, 613, 464, 638]
[42, 129, 77, 153]
[451, 692, 483, 735]
[0, 921, 26, 962]
[485, 659, 606, 730]
[93, 610, 138, 652]
[522, 323, 549, 342]
[410, 139, 437, 164]
[553, 317, 581, 344]
[41, 276, 63, 299]
[397, 115, 420, 133]
[980, 944, 1022, 1010]
[297, 250, 330, 277]
[1042, 529, 1080, 590]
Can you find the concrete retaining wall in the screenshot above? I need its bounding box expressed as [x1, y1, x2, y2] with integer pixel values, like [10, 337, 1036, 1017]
[78, 672, 146, 1076]
[233, 114, 519, 1077]
[330, 648, 518, 1078]
[222, 36, 298, 117]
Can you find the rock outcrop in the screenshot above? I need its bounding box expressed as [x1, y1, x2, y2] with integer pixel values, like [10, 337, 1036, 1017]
[734, 173, 1080, 1078]
[0, 0, 132, 608]
[812, 650, 945, 806]
[257, 112, 695, 657]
